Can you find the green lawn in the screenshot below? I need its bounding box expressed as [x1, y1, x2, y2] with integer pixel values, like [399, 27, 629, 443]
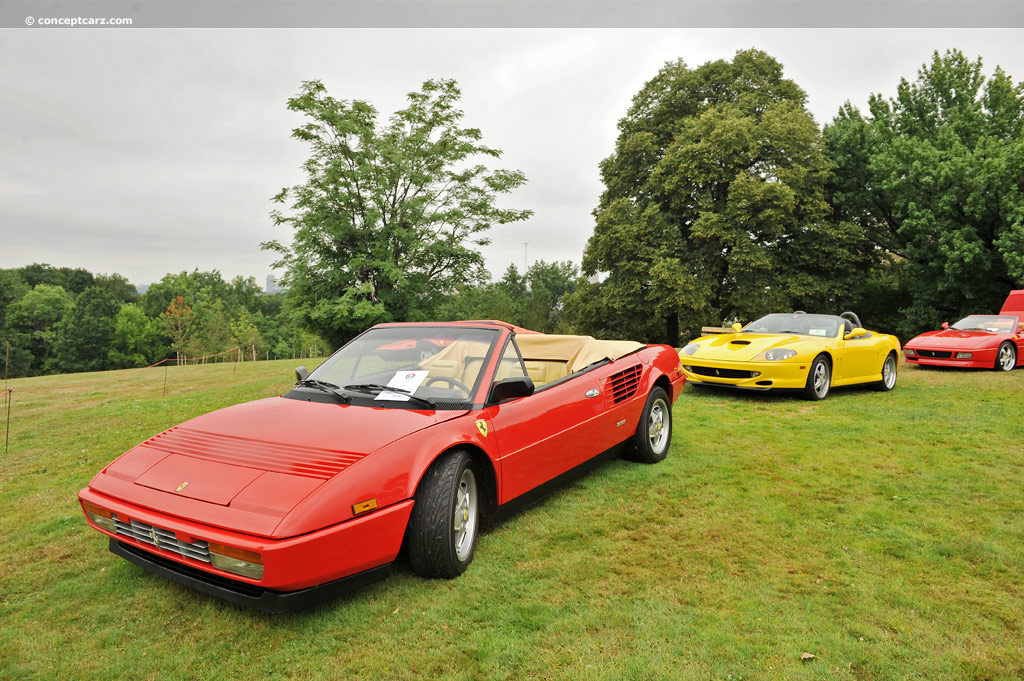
[1, 360, 1022, 680]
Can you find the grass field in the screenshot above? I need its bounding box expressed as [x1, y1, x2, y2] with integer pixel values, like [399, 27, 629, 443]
[1, 359, 1022, 680]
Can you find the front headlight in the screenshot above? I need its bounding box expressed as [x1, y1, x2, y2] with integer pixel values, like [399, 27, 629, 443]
[681, 342, 700, 356]
[209, 543, 264, 580]
[82, 501, 116, 533]
[955, 352, 972, 359]
[753, 349, 798, 361]
[904, 348, 916, 357]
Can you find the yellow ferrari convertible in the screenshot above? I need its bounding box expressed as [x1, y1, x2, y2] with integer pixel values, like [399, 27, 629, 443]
[680, 312, 901, 400]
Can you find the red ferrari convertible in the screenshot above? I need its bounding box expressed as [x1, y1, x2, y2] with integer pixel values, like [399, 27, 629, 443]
[903, 290, 1024, 371]
[79, 321, 684, 612]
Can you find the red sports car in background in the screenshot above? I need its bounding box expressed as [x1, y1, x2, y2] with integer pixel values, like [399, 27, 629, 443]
[79, 321, 684, 612]
[903, 290, 1024, 371]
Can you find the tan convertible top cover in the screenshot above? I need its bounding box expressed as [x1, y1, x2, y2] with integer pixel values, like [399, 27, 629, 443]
[515, 334, 644, 373]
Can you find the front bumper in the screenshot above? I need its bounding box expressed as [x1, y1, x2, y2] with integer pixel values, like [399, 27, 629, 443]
[681, 359, 808, 390]
[903, 348, 996, 369]
[110, 538, 391, 613]
[79, 487, 413, 605]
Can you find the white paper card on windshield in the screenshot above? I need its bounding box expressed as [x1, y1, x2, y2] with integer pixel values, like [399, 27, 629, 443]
[376, 370, 429, 401]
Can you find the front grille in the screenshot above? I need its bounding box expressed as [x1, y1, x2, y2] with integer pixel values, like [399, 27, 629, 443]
[607, 364, 642, 403]
[917, 350, 952, 359]
[114, 516, 210, 563]
[688, 365, 758, 379]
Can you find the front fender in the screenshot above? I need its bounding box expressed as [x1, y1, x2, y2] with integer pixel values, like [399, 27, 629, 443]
[274, 411, 498, 538]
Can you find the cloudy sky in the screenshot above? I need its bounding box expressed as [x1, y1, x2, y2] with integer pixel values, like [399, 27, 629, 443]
[2, 28, 1024, 288]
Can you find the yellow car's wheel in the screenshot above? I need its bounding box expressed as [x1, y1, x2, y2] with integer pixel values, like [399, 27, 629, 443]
[873, 352, 898, 391]
[802, 355, 831, 401]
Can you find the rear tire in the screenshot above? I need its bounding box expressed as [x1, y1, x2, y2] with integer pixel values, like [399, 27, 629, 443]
[802, 355, 831, 401]
[407, 449, 480, 578]
[995, 342, 1016, 371]
[873, 352, 898, 391]
[627, 387, 671, 464]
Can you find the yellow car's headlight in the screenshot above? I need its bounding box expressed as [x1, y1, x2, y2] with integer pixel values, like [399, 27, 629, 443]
[753, 349, 797, 361]
[681, 342, 701, 356]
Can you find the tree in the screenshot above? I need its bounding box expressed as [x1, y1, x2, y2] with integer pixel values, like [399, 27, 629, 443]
[230, 314, 262, 361]
[108, 303, 165, 369]
[572, 50, 868, 345]
[93, 273, 139, 304]
[6, 284, 73, 374]
[826, 49, 1024, 336]
[161, 296, 194, 363]
[433, 261, 579, 333]
[264, 78, 532, 346]
[18, 263, 94, 294]
[54, 286, 121, 373]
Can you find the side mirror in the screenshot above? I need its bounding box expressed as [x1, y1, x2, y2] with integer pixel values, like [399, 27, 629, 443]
[295, 366, 309, 382]
[487, 376, 535, 404]
[731, 322, 743, 333]
[941, 322, 949, 330]
[844, 327, 867, 340]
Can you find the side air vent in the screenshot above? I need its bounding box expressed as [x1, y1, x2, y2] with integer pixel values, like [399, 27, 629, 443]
[606, 364, 642, 404]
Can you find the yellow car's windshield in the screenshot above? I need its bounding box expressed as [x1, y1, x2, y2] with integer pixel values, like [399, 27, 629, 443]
[742, 313, 842, 338]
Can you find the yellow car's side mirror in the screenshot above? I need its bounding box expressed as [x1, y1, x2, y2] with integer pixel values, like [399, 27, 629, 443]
[844, 327, 867, 340]
[732, 322, 743, 333]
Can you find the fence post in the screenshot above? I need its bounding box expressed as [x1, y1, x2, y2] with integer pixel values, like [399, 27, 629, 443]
[4, 389, 11, 456]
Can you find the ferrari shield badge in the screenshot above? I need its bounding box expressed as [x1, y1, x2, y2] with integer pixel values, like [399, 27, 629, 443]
[476, 419, 488, 438]
[175, 481, 190, 492]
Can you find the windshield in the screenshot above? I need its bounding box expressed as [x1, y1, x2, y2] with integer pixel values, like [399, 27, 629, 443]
[304, 326, 501, 405]
[741, 313, 842, 338]
[950, 315, 1018, 332]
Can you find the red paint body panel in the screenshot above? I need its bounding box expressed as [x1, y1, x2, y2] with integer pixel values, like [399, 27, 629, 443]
[79, 322, 683, 601]
[904, 291, 1024, 369]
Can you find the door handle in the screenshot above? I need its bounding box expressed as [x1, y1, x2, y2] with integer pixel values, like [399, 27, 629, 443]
[585, 389, 599, 398]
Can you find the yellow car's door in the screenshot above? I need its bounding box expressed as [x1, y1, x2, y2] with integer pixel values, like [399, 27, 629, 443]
[837, 330, 883, 381]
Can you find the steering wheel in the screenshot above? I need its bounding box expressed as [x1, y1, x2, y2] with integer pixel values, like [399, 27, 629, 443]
[425, 376, 471, 397]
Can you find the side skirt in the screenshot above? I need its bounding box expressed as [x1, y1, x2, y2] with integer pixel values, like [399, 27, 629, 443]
[490, 441, 627, 525]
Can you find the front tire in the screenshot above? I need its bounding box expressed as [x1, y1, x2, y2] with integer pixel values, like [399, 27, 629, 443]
[873, 352, 898, 391]
[802, 355, 831, 401]
[627, 387, 671, 464]
[407, 449, 480, 578]
[996, 342, 1016, 371]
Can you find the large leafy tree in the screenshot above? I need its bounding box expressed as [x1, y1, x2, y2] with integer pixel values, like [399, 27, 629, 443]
[826, 49, 1024, 335]
[54, 286, 121, 373]
[107, 303, 165, 369]
[571, 50, 868, 345]
[6, 284, 73, 374]
[264, 79, 532, 346]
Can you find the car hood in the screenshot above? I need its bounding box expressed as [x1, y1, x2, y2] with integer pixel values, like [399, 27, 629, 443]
[689, 333, 821, 362]
[906, 330, 1005, 349]
[89, 396, 467, 536]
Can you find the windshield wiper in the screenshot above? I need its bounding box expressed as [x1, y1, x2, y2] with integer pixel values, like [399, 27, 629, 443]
[343, 383, 436, 408]
[295, 378, 350, 402]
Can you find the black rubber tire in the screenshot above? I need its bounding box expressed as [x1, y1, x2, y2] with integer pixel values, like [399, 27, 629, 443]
[407, 449, 480, 579]
[873, 352, 898, 391]
[802, 355, 831, 401]
[626, 386, 672, 464]
[995, 342, 1016, 372]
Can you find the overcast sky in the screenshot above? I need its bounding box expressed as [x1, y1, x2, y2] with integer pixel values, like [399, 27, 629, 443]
[2, 28, 1024, 288]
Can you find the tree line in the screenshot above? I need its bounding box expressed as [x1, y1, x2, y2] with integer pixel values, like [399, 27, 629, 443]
[267, 48, 1024, 349]
[5, 47, 1022, 378]
[0, 265, 321, 378]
